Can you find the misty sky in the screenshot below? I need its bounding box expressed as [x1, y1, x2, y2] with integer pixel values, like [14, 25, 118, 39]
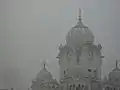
[0, 0, 120, 90]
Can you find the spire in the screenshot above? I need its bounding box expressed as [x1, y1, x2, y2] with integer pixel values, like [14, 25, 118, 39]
[78, 8, 82, 21]
[41, 60, 46, 69]
[75, 8, 86, 28]
[116, 60, 118, 69]
[40, 60, 49, 70]
[43, 60, 46, 69]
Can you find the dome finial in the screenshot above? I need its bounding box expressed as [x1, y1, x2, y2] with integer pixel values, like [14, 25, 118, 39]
[44, 60, 46, 69]
[42, 60, 46, 69]
[116, 60, 118, 69]
[78, 8, 82, 20]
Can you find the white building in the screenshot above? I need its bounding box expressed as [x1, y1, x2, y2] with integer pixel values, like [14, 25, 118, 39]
[31, 9, 104, 90]
[31, 61, 59, 90]
[103, 60, 120, 90]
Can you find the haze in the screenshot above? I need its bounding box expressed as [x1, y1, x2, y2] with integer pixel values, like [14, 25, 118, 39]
[0, 0, 120, 90]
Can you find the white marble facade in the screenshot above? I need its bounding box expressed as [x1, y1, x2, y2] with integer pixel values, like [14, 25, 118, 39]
[31, 9, 104, 90]
[103, 60, 120, 90]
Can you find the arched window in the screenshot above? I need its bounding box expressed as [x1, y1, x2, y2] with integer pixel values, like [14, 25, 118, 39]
[88, 69, 92, 72]
[64, 70, 66, 75]
[78, 84, 81, 90]
[76, 86, 78, 90]
[75, 48, 81, 64]
[70, 85, 72, 90]
[73, 84, 75, 90]
[88, 51, 93, 58]
[81, 85, 84, 90]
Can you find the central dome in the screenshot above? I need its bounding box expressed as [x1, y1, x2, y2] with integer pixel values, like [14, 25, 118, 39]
[66, 9, 94, 48]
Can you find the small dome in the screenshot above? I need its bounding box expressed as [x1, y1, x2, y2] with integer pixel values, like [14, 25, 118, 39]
[108, 60, 120, 81]
[36, 67, 53, 80]
[109, 69, 120, 79]
[66, 9, 94, 48]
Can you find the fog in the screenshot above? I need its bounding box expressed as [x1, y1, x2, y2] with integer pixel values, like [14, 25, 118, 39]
[0, 0, 120, 90]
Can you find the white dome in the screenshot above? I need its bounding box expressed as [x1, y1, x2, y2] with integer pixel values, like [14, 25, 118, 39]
[66, 10, 94, 48]
[108, 61, 120, 80]
[36, 68, 53, 80]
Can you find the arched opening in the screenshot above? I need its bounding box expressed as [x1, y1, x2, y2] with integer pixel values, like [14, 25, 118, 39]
[81, 85, 84, 90]
[70, 85, 72, 90]
[73, 84, 75, 90]
[78, 84, 81, 90]
[76, 86, 78, 90]
[75, 47, 81, 64]
[88, 69, 91, 72]
[88, 50, 93, 58]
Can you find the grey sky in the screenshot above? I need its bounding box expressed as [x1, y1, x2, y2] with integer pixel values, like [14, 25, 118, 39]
[0, 0, 120, 89]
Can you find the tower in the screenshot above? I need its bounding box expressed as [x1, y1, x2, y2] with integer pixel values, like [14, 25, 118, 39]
[57, 8, 104, 90]
[103, 60, 120, 90]
[31, 60, 59, 90]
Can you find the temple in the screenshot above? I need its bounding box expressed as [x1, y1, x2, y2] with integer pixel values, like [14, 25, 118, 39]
[103, 60, 120, 90]
[30, 9, 120, 90]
